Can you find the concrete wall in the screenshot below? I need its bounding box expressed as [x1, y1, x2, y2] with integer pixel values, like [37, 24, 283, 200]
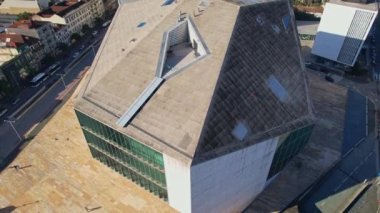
[164, 154, 192, 213]
[188, 19, 206, 55]
[190, 137, 279, 213]
[168, 21, 188, 47]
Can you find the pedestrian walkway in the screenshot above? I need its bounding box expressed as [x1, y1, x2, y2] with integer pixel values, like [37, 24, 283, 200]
[0, 88, 175, 212]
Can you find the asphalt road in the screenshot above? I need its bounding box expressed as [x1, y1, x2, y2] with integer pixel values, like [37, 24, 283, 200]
[0, 38, 102, 162]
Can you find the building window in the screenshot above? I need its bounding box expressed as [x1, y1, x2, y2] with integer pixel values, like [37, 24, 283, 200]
[267, 124, 314, 179]
[75, 110, 168, 200]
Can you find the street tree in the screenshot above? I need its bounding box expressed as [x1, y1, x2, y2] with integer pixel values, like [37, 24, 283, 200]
[17, 12, 33, 21]
[71, 33, 81, 42]
[81, 24, 90, 34]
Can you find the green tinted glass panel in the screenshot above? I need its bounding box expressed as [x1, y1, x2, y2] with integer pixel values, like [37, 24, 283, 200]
[75, 110, 167, 200]
[267, 125, 314, 179]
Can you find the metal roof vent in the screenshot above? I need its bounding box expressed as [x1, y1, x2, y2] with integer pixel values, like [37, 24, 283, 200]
[271, 24, 281, 34]
[256, 15, 264, 26]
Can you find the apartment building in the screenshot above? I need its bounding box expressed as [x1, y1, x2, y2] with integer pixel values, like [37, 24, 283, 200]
[53, 24, 71, 45]
[0, 33, 44, 87]
[6, 20, 58, 54]
[33, 0, 105, 35]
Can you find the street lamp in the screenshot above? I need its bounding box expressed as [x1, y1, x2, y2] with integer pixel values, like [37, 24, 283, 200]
[56, 73, 66, 88]
[4, 119, 22, 142]
[91, 45, 96, 56]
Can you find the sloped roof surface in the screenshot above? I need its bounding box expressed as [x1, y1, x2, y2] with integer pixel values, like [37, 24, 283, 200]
[75, 0, 313, 164]
[193, 0, 313, 163]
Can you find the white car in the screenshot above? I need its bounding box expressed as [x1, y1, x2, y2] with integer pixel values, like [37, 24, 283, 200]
[102, 20, 111, 28]
[92, 31, 98, 36]
[72, 52, 80, 58]
[12, 98, 20, 105]
[0, 108, 8, 117]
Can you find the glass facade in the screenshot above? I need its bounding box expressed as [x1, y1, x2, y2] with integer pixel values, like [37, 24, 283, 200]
[75, 110, 168, 200]
[267, 125, 314, 179]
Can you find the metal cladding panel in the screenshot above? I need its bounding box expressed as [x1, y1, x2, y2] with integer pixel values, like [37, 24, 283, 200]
[337, 10, 374, 65]
[312, 3, 357, 61]
[312, 3, 377, 65]
[116, 77, 164, 126]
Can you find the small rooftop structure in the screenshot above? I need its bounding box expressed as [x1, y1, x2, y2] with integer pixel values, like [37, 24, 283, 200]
[312, 1, 378, 66]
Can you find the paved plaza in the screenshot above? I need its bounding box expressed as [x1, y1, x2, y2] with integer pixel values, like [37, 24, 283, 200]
[0, 86, 176, 213]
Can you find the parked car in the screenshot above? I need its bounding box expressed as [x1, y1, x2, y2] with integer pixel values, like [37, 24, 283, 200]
[0, 108, 8, 117]
[102, 20, 111, 28]
[72, 52, 80, 59]
[92, 30, 98, 36]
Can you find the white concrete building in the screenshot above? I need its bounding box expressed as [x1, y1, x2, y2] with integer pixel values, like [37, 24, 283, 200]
[74, 0, 315, 212]
[312, 1, 378, 66]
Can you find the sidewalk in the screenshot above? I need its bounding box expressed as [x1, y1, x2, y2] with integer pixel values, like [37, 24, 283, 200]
[0, 76, 175, 212]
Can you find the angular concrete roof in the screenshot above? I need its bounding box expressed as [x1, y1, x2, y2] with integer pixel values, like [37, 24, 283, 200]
[75, 0, 314, 164]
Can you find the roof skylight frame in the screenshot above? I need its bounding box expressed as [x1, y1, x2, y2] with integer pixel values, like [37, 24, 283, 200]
[155, 16, 210, 79]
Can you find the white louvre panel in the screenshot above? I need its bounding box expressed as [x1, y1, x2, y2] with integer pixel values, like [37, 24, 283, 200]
[311, 3, 377, 66]
[337, 10, 374, 65]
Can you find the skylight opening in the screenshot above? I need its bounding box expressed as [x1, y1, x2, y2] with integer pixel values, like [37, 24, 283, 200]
[267, 75, 288, 102]
[282, 14, 290, 30]
[137, 22, 146, 28]
[162, 0, 175, 6]
[232, 121, 249, 141]
[256, 15, 264, 26]
[271, 24, 281, 34]
[156, 17, 209, 78]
